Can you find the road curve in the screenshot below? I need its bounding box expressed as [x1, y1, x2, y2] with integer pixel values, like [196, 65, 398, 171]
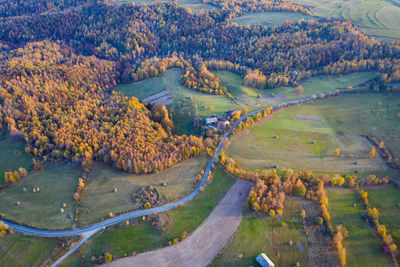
[2, 83, 397, 237]
[104, 179, 252, 267]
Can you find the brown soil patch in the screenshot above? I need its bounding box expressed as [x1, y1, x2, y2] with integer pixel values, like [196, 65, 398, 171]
[298, 199, 339, 267]
[296, 114, 323, 122]
[259, 93, 288, 103]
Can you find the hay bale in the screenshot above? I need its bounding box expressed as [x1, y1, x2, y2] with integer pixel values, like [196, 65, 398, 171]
[161, 181, 167, 187]
[60, 208, 65, 213]
[235, 253, 243, 259]
[33, 188, 36, 193]
[22, 187, 27, 192]
[288, 240, 293, 246]
[36, 187, 40, 192]
[62, 203, 67, 208]
[113, 187, 118, 193]
[16, 201, 21, 206]
[311, 140, 316, 144]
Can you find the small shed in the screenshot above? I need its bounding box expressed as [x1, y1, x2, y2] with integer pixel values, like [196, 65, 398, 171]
[256, 253, 275, 267]
[205, 117, 218, 125]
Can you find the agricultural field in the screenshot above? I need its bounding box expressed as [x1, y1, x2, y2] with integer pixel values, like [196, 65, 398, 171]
[365, 185, 400, 257]
[327, 188, 390, 267]
[113, 0, 217, 12]
[293, 0, 400, 40]
[0, 234, 59, 267]
[212, 199, 307, 267]
[225, 91, 400, 179]
[232, 11, 317, 26]
[60, 167, 235, 266]
[0, 162, 81, 229]
[0, 129, 33, 184]
[78, 157, 208, 225]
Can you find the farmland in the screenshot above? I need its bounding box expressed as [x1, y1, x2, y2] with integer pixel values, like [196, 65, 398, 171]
[327, 187, 390, 267]
[232, 11, 317, 26]
[212, 199, 307, 267]
[225, 92, 400, 178]
[60, 167, 235, 266]
[78, 157, 208, 226]
[0, 130, 33, 185]
[365, 185, 400, 259]
[293, 0, 400, 40]
[0, 162, 81, 229]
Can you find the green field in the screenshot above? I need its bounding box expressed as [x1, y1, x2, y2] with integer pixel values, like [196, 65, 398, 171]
[113, 0, 217, 12]
[232, 11, 317, 26]
[61, 167, 235, 266]
[0, 234, 58, 267]
[225, 92, 400, 179]
[365, 185, 400, 257]
[0, 129, 33, 184]
[327, 188, 390, 267]
[78, 157, 208, 225]
[293, 0, 400, 40]
[0, 162, 80, 229]
[212, 199, 307, 267]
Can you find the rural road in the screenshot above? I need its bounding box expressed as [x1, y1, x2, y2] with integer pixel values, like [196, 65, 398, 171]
[1, 82, 398, 265]
[104, 179, 252, 267]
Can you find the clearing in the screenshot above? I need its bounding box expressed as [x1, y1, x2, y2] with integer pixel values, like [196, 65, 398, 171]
[105, 179, 252, 267]
[232, 11, 318, 26]
[212, 198, 308, 267]
[225, 92, 400, 179]
[0, 162, 81, 229]
[60, 167, 235, 266]
[0, 129, 33, 184]
[327, 187, 390, 267]
[78, 157, 208, 226]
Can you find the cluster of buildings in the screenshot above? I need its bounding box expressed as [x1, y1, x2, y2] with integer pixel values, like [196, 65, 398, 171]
[204, 110, 239, 130]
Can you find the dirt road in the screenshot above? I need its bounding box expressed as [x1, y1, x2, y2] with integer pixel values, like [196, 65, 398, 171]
[103, 179, 252, 267]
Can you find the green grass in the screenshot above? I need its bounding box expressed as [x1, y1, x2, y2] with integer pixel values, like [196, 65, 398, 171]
[0, 129, 33, 184]
[113, 0, 217, 12]
[212, 199, 307, 267]
[78, 157, 208, 226]
[61, 167, 235, 266]
[232, 11, 317, 26]
[0, 162, 80, 229]
[365, 185, 400, 257]
[0, 234, 58, 267]
[292, 0, 400, 40]
[225, 92, 400, 179]
[327, 187, 390, 267]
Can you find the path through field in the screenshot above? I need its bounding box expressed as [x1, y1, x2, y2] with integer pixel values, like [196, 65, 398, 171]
[104, 179, 252, 267]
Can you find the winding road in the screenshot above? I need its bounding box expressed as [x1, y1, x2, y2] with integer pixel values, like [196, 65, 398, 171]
[1, 83, 398, 265]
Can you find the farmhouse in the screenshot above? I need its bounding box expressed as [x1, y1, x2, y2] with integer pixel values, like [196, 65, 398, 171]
[205, 116, 218, 125]
[256, 253, 275, 267]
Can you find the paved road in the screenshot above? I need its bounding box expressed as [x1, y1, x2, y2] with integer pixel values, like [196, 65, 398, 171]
[104, 179, 252, 267]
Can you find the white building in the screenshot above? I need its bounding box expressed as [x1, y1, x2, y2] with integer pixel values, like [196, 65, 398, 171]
[205, 117, 218, 125]
[256, 253, 275, 267]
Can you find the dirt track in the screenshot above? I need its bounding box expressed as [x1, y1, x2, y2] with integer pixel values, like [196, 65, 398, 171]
[103, 179, 252, 267]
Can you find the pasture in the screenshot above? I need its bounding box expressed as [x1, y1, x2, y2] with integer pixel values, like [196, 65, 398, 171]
[61, 167, 235, 266]
[365, 185, 400, 258]
[0, 162, 80, 229]
[327, 187, 390, 267]
[78, 157, 208, 226]
[232, 11, 317, 26]
[0, 234, 58, 267]
[0, 129, 33, 185]
[293, 0, 400, 40]
[225, 92, 400, 179]
[212, 199, 307, 267]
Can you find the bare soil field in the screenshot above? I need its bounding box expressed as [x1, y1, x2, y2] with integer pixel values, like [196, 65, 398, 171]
[104, 179, 252, 267]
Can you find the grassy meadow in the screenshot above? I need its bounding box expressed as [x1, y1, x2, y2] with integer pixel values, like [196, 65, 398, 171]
[293, 0, 400, 40]
[212, 199, 307, 267]
[232, 11, 317, 26]
[78, 157, 208, 225]
[0, 162, 80, 229]
[61, 167, 235, 266]
[365, 185, 400, 258]
[0, 129, 33, 184]
[0, 234, 59, 267]
[327, 188, 390, 267]
[225, 92, 400, 179]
